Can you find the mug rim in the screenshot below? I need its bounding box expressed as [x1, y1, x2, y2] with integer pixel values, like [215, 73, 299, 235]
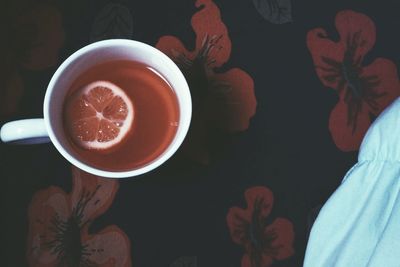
[44, 39, 192, 178]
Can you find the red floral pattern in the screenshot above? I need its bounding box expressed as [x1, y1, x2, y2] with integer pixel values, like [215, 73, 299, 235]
[307, 10, 400, 151]
[27, 167, 132, 267]
[1, 1, 64, 119]
[156, 0, 257, 163]
[227, 186, 295, 267]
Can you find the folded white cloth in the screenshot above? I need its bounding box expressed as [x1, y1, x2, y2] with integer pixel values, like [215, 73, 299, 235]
[304, 97, 400, 267]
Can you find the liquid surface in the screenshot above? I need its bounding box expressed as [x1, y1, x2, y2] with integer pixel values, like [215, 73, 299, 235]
[63, 60, 180, 171]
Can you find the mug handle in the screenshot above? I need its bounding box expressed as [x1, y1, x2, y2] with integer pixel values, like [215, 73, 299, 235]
[0, 119, 50, 144]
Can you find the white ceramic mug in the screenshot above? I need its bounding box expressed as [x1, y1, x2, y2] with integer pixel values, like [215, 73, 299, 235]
[0, 39, 192, 178]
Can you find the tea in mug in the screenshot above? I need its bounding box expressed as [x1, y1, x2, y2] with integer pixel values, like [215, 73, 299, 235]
[63, 60, 180, 171]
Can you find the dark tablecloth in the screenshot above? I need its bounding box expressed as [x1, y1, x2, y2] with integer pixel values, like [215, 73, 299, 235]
[3, 0, 400, 266]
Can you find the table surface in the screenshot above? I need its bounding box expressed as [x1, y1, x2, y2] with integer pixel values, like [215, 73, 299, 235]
[3, 0, 400, 266]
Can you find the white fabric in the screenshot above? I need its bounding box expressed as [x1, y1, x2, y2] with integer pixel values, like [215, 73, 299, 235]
[304, 97, 400, 267]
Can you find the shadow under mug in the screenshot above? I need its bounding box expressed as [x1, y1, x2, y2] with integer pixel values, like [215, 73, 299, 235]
[0, 39, 192, 178]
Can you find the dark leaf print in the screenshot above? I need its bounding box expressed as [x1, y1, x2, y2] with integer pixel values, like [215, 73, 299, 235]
[252, 0, 292, 24]
[90, 3, 133, 42]
[1, 3, 64, 119]
[170, 256, 197, 267]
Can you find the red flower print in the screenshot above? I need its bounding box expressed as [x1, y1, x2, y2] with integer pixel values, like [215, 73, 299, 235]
[1, 1, 65, 119]
[307, 10, 400, 151]
[27, 167, 132, 267]
[156, 0, 257, 164]
[227, 187, 294, 267]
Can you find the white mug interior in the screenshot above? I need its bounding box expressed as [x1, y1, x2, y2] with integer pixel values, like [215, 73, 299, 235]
[44, 39, 191, 178]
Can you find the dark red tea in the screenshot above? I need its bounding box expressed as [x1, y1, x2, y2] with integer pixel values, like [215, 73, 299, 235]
[63, 60, 180, 171]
